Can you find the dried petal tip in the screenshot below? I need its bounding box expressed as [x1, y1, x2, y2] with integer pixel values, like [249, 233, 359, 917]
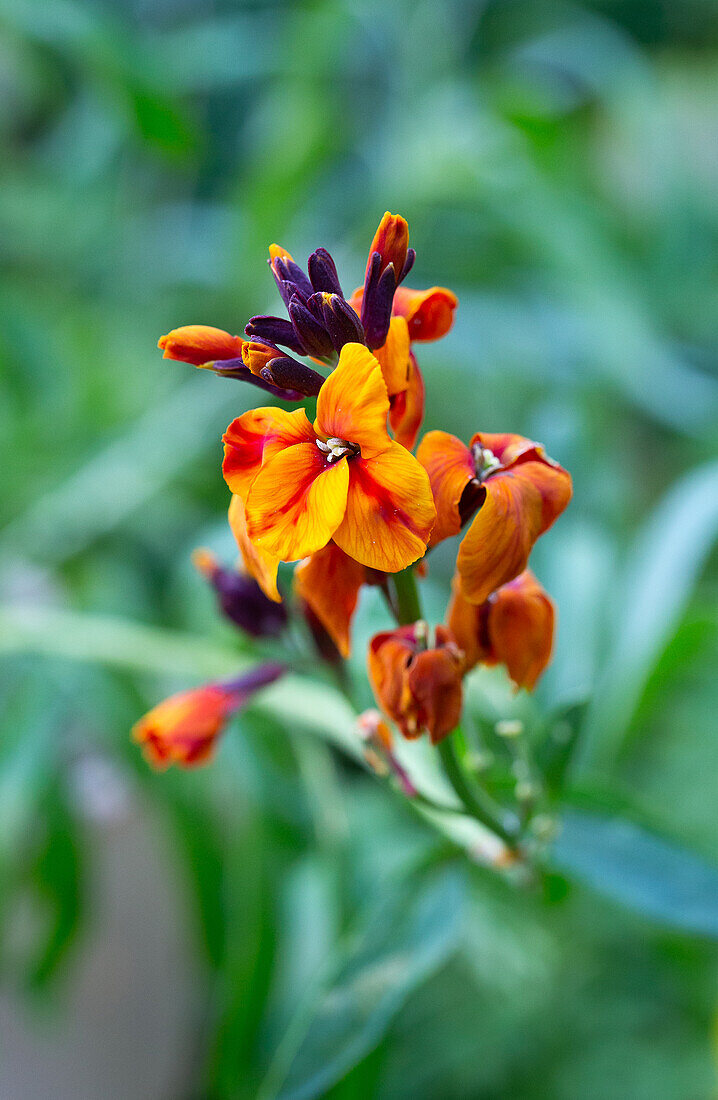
[158, 325, 244, 366]
[131, 665, 284, 770]
[192, 547, 288, 638]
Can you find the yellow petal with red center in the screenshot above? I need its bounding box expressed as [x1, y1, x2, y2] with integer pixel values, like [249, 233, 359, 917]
[416, 430, 476, 545]
[488, 571, 555, 692]
[158, 325, 245, 366]
[332, 442, 436, 572]
[223, 407, 314, 502]
[457, 461, 572, 604]
[245, 443, 349, 561]
[371, 316, 411, 396]
[391, 286, 458, 342]
[228, 494, 281, 602]
[314, 343, 390, 460]
[389, 358, 425, 451]
[294, 542, 366, 658]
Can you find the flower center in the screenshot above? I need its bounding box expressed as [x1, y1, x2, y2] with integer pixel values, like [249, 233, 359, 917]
[471, 443, 501, 481]
[316, 436, 361, 464]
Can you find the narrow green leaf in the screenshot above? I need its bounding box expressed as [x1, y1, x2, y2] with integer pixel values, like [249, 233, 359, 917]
[551, 808, 718, 938]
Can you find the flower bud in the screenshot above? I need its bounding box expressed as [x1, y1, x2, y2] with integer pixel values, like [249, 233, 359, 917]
[132, 664, 285, 769]
[308, 248, 343, 295]
[192, 549, 287, 637]
[158, 325, 245, 366]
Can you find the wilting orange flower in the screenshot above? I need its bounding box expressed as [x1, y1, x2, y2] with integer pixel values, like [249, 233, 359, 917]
[294, 542, 368, 658]
[417, 431, 572, 604]
[222, 343, 436, 572]
[447, 571, 555, 691]
[367, 623, 465, 743]
[132, 665, 284, 769]
[158, 325, 245, 366]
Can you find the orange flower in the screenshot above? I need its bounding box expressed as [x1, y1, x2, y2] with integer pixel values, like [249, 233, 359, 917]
[132, 665, 284, 769]
[367, 623, 464, 743]
[158, 325, 245, 366]
[222, 343, 436, 572]
[447, 571, 555, 691]
[417, 431, 572, 604]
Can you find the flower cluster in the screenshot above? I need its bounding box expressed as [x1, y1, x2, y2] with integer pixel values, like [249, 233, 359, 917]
[137, 213, 570, 769]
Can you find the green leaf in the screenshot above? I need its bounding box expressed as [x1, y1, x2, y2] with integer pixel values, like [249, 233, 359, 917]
[551, 808, 718, 938]
[261, 869, 465, 1100]
[577, 459, 718, 772]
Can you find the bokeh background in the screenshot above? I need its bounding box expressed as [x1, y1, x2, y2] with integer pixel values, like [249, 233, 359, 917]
[2, 0, 718, 1096]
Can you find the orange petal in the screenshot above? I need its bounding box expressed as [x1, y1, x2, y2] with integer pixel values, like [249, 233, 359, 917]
[332, 442, 436, 572]
[132, 684, 236, 769]
[457, 461, 571, 604]
[314, 343, 390, 460]
[488, 571, 555, 691]
[223, 407, 314, 502]
[367, 628, 416, 736]
[407, 645, 464, 744]
[391, 286, 458, 342]
[416, 430, 476, 545]
[245, 443, 349, 561]
[389, 357, 425, 451]
[228, 494, 281, 602]
[446, 573, 489, 671]
[294, 542, 366, 658]
[471, 432, 550, 470]
[366, 211, 409, 280]
[158, 325, 245, 366]
[269, 243, 296, 264]
[371, 316, 411, 396]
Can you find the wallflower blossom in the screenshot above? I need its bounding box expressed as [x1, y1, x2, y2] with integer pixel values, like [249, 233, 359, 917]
[417, 431, 572, 604]
[158, 325, 305, 399]
[447, 571, 555, 691]
[132, 664, 285, 769]
[367, 623, 464, 743]
[192, 548, 287, 637]
[222, 343, 436, 572]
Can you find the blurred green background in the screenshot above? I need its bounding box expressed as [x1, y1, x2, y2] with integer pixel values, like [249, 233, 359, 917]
[1, 0, 718, 1096]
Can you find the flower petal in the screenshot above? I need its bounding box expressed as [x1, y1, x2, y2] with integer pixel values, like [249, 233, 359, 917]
[488, 571, 555, 691]
[245, 443, 349, 561]
[407, 645, 464, 743]
[391, 286, 458, 342]
[332, 442, 436, 572]
[457, 461, 571, 604]
[294, 542, 366, 658]
[471, 431, 550, 469]
[372, 316, 411, 396]
[389, 358, 425, 451]
[416, 430, 476, 544]
[314, 343, 390, 460]
[228, 494, 281, 602]
[223, 407, 314, 501]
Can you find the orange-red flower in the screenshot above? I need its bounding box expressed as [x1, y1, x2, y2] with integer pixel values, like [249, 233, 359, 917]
[222, 343, 436, 573]
[158, 325, 245, 366]
[417, 431, 572, 605]
[367, 623, 465, 743]
[447, 571, 555, 691]
[132, 665, 284, 769]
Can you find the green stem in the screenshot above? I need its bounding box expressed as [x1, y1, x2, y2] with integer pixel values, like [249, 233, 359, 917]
[391, 566, 422, 625]
[438, 734, 518, 849]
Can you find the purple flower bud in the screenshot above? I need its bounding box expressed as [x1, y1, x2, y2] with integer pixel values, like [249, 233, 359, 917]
[313, 293, 365, 351]
[288, 295, 335, 358]
[361, 259, 397, 349]
[308, 248, 343, 295]
[193, 550, 288, 638]
[197, 359, 304, 400]
[245, 315, 306, 355]
[260, 356, 325, 397]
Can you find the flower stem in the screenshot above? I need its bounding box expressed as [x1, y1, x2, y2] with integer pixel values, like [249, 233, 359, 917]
[438, 733, 518, 849]
[391, 566, 422, 626]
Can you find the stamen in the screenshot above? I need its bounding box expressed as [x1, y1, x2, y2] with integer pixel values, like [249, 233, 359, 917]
[317, 436, 360, 463]
[472, 443, 501, 481]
